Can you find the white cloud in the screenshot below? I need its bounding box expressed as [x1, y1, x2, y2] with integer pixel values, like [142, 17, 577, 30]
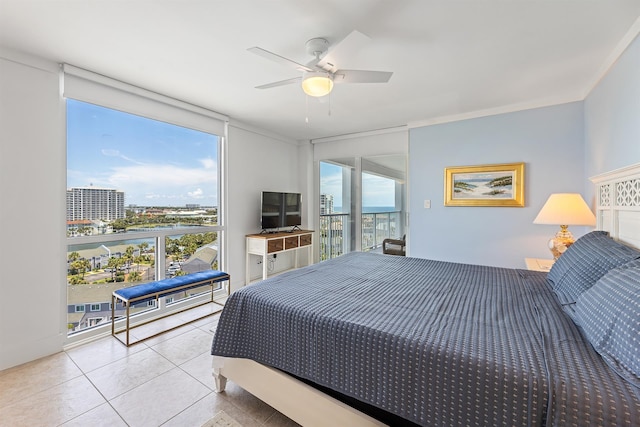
[108, 164, 215, 187]
[199, 158, 215, 169]
[101, 148, 145, 165]
[320, 172, 343, 200]
[105, 163, 218, 205]
[188, 188, 204, 198]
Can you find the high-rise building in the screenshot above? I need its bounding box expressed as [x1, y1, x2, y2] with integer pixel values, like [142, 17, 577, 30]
[66, 187, 125, 221]
[320, 194, 334, 215]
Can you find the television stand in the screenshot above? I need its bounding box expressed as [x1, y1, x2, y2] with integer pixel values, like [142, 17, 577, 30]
[260, 226, 302, 234]
[260, 229, 279, 234]
[246, 230, 314, 284]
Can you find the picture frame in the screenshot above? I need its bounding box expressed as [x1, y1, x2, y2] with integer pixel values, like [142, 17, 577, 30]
[444, 162, 525, 207]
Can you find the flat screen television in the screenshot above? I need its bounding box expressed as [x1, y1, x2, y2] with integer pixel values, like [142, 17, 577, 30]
[261, 191, 302, 230]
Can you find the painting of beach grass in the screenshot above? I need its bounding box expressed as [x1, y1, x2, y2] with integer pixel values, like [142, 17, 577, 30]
[453, 172, 513, 199]
[444, 163, 525, 207]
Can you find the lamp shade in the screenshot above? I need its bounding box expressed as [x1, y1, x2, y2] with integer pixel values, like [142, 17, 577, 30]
[301, 71, 333, 97]
[533, 193, 596, 226]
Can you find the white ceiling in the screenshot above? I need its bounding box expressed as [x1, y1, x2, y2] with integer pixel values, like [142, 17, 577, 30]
[2, 1, 640, 142]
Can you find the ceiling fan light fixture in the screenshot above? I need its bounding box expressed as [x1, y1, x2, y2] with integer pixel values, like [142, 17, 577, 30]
[301, 71, 333, 97]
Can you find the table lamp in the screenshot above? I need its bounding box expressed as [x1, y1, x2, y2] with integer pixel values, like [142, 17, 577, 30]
[533, 193, 596, 259]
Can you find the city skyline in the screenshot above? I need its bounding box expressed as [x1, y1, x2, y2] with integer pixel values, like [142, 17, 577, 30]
[66, 185, 217, 209]
[67, 99, 219, 207]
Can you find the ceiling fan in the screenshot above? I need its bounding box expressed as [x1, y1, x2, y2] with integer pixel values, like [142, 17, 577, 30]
[248, 30, 393, 97]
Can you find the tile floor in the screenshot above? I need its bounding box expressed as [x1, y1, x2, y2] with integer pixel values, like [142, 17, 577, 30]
[0, 305, 300, 427]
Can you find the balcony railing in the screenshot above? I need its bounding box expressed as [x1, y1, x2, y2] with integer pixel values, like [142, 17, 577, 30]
[320, 211, 402, 260]
[361, 211, 402, 251]
[319, 213, 350, 261]
[66, 226, 222, 339]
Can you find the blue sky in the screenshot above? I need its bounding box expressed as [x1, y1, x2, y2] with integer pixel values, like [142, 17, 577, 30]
[67, 99, 393, 208]
[320, 162, 395, 208]
[67, 99, 218, 207]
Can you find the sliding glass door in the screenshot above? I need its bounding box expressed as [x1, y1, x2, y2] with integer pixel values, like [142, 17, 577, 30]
[361, 155, 406, 252]
[319, 155, 406, 261]
[319, 159, 355, 260]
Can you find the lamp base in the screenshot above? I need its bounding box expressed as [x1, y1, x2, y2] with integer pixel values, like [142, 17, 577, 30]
[548, 225, 574, 260]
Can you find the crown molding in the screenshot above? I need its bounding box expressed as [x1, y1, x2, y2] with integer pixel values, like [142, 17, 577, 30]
[228, 120, 302, 146]
[408, 96, 581, 129]
[0, 46, 59, 73]
[310, 125, 408, 144]
[582, 15, 640, 98]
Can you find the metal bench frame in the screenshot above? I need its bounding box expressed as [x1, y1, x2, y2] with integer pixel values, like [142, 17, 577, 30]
[111, 273, 230, 346]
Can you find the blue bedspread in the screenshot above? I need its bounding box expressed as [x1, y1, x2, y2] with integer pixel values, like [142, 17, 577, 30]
[211, 252, 640, 426]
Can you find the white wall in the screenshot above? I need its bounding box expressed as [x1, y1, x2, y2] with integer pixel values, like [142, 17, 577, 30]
[1, 51, 67, 370]
[584, 33, 640, 203]
[226, 124, 305, 286]
[298, 142, 316, 247]
[312, 129, 408, 161]
[408, 102, 587, 268]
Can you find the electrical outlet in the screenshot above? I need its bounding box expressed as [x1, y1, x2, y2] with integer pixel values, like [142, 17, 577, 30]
[424, 200, 431, 209]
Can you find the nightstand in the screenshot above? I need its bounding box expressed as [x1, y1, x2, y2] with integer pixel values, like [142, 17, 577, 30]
[525, 258, 555, 272]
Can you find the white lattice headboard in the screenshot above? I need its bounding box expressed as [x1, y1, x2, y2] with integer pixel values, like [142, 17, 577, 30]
[590, 162, 640, 250]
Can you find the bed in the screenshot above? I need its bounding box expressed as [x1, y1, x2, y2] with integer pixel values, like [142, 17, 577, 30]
[211, 163, 640, 426]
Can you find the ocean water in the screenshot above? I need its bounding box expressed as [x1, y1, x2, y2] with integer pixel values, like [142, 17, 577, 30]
[333, 206, 396, 213]
[363, 206, 397, 213]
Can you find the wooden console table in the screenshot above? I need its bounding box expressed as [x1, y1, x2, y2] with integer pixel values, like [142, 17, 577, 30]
[246, 230, 314, 284]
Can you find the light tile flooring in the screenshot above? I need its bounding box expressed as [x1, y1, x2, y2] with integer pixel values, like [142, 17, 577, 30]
[0, 305, 300, 427]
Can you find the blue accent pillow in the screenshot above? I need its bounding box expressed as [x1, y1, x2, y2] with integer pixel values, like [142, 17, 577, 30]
[574, 259, 640, 387]
[546, 231, 640, 305]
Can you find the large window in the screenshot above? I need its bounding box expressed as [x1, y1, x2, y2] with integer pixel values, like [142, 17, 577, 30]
[63, 67, 226, 341]
[66, 100, 219, 222]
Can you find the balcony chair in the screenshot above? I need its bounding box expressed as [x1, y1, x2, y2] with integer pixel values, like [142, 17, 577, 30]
[382, 234, 406, 256]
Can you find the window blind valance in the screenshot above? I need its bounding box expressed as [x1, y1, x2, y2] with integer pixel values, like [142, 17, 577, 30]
[62, 64, 228, 136]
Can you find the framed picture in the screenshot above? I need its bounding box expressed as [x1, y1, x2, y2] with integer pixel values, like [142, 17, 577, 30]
[444, 162, 525, 207]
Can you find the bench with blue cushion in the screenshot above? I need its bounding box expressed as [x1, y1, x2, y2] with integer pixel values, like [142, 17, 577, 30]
[111, 269, 230, 346]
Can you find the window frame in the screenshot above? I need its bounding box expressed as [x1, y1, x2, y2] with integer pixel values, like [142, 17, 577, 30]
[62, 66, 228, 347]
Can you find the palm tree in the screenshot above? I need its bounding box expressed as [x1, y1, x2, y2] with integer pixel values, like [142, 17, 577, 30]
[71, 258, 91, 278]
[106, 257, 119, 281]
[133, 254, 143, 272]
[67, 251, 80, 275]
[123, 245, 135, 272]
[137, 242, 149, 271]
[138, 241, 149, 254]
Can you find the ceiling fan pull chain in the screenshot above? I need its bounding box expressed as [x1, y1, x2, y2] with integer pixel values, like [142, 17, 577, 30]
[305, 95, 309, 123]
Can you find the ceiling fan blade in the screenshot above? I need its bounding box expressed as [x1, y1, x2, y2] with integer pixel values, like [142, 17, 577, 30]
[316, 30, 370, 73]
[248, 47, 313, 72]
[255, 77, 301, 90]
[334, 70, 393, 84]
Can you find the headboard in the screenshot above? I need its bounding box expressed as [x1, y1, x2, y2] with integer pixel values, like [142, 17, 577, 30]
[590, 162, 640, 250]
